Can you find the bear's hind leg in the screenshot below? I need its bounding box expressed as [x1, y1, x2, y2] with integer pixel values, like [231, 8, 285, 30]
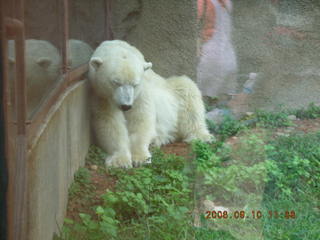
[168, 76, 213, 143]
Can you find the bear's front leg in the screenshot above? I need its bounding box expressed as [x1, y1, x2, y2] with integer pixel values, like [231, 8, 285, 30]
[93, 103, 132, 168]
[125, 100, 156, 167]
[129, 132, 153, 167]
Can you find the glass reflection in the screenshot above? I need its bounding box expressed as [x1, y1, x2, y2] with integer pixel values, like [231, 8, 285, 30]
[24, 0, 64, 118]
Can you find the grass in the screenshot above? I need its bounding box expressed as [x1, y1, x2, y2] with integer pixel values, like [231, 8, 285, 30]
[262, 196, 320, 240]
[68, 167, 95, 201]
[291, 103, 320, 120]
[56, 104, 320, 240]
[255, 109, 293, 128]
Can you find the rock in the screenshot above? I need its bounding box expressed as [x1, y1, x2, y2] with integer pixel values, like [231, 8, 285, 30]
[206, 108, 233, 124]
[245, 112, 254, 117]
[90, 165, 98, 171]
[203, 200, 230, 212]
[288, 115, 297, 121]
[285, 127, 295, 132]
[243, 118, 258, 127]
[276, 132, 289, 137]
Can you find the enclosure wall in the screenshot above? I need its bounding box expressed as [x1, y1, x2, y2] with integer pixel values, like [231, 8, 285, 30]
[233, 0, 320, 110]
[111, 0, 198, 79]
[26, 80, 90, 240]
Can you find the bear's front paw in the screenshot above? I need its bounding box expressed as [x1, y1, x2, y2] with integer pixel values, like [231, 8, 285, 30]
[105, 153, 132, 168]
[132, 149, 152, 167]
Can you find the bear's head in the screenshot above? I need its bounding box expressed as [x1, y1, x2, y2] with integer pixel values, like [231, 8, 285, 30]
[89, 40, 152, 111]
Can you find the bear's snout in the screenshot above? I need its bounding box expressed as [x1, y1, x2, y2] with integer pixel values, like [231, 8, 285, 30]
[120, 104, 132, 111]
[114, 85, 135, 109]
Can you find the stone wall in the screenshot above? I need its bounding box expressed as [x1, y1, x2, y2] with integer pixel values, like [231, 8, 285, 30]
[233, 0, 320, 110]
[110, 0, 198, 79]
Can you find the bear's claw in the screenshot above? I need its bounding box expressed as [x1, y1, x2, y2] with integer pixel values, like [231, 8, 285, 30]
[105, 154, 132, 168]
[132, 150, 152, 167]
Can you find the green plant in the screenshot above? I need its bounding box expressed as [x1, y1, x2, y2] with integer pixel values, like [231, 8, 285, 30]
[85, 145, 106, 166]
[206, 118, 216, 134]
[207, 116, 244, 139]
[255, 109, 292, 128]
[195, 227, 236, 240]
[69, 167, 94, 199]
[102, 150, 194, 239]
[262, 196, 320, 240]
[292, 102, 320, 119]
[59, 113, 320, 240]
[204, 102, 213, 112]
[265, 132, 320, 199]
[58, 206, 119, 240]
[59, 148, 196, 240]
[192, 136, 268, 206]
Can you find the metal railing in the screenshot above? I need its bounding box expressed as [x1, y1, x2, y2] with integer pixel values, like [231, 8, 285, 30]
[1, 0, 113, 239]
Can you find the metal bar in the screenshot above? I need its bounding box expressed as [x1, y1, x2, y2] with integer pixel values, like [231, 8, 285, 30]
[105, 0, 114, 40]
[2, 0, 89, 238]
[67, 63, 88, 86]
[0, 3, 15, 240]
[4, 13, 28, 240]
[14, 28, 26, 135]
[13, 26, 27, 240]
[62, 0, 70, 74]
[11, 24, 28, 240]
[26, 0, 91, 147]
[4, 18, 23, 38]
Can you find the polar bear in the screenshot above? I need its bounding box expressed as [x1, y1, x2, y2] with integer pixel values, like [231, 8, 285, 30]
[89, 40, 212, 168]
[197, 0, 238, 100]
[8, 39, 62, 117]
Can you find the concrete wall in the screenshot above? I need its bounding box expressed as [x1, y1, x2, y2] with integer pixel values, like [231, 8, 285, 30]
[111, 0, 198, 79]
[233, 0, 320, 110]
[27, 80, 90, 240]
[110, 0, 320, 110]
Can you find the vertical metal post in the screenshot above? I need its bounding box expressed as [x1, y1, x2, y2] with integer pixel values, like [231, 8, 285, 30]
[13, 27, 28, 240]
[105, 0, 113, 40]
[3, 0, 28, 238]
[62, 0, 70, 74]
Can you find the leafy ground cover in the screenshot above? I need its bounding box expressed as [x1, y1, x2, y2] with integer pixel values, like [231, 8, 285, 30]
[55, 104, 320, 240]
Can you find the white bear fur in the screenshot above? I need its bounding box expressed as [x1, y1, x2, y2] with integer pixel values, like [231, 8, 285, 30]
[89, 40, 212, 168]
[197, 0, 238, 99]
[8, 39, 62, 117]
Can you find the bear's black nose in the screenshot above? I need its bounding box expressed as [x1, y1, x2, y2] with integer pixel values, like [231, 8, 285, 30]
[120, 105, 132, 111]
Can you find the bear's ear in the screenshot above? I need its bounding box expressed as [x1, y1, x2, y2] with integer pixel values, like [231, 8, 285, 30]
[143, 62, 152, 71]
[37, 57, 52, 69]
[90, 57, 103, 70]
